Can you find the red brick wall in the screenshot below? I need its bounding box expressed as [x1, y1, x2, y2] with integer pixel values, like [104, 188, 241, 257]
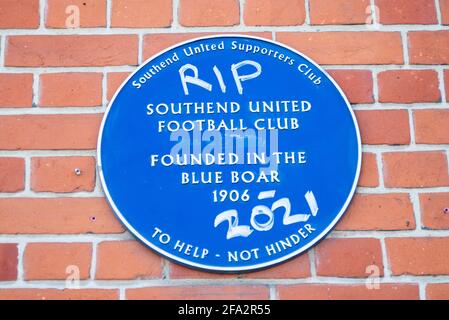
[0, 0, 448, 300]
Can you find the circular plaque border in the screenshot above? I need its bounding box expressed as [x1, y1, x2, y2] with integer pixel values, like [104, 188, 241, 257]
[97, 34, 362, 272]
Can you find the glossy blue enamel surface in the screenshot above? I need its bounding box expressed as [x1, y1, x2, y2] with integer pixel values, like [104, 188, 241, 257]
[98, 36, 361, 272]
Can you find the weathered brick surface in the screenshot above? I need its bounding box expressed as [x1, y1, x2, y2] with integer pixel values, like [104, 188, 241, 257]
[31, 157, 96, 193]
[378, 70, 441, 103]
[309, 0, 370, 25]
[0, 158, 25, 193]
[315, 238, 383, 278]
[419, 193, 449, 230]
[445, 70, 449, 100]
[326, 70, 373, 104]
[0, 0, 446, 301]
[39, 73, 103, 107]
[0, 244, 18, 281]
[409, 31, 449, 64]
[426, 283, 449, 300]
[414, 110, 449, 144]
[358, 153, 379, 187]
[336, 193, 415, 231]
[6, 35, 138, 67]
[179, 0, 240, 27]
[244, 0, 305, 26]
[126, 285, 270, 300]
[0, 198, 124, 234]
[24, 243, 92, 280]
[278, 284, 419, 300]
[383, 152, 449, 188]
[277, 32, 403, 65]
[111, 0, 172, 28]
[0, 74, 33, 108]
[386, 237, 449, 275]
[0, 114, 103, 150]
[355, 110, 410, 145]
[441, 0, 449, 25]
[46, 0, 107, 28]
[376, 0, 437, 24]
[96, 241, 163, 280]
[0, 0, 40, 29]
[0, 289, 119, 300]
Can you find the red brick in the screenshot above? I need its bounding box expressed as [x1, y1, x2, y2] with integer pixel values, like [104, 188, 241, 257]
[111, 0, 172, 28]
[409, 31, 449, 64]
[168, 263, 237, 279]
[376, 0, 437, 24]
[46, 0, 106, 28]
[0, 74, 33, 108]
[5, 35, 138, 67]
[0, 114, 102, 150]
[126, 285, 269, 300]
[277, 32, 403, 65]
[0, 0, 39, 29]
[426, 283, 449, 300]
[245, 254, 310, 279]
[315, 238, 383, 277]
[414, 110, 449, 144]
[358, 153, 379, 187]
[441, 0, 449, 25]
[0, 289, 118, 300]
[327, 70, 373, 104]
[24, 243, 92, 280]
[420, 193, 449, 230]
[107, 72, 130, 101]
[355, 110, 410, 145]
[244, 0, 305, 26]
[40, 73, 102, 107]
[143, 32, 272, 60]
[386, 237, 449, 275]
[144, 33, 210, 59]
[31, 157, 96, 193]
[278, 283, 419, 300]
[445, 70, 449, 101]
[383, 152, 449, 188]
[96, 241, 163, 280]
[0, 198, 124, 234]
[179, 0, 240, 27]
[0, 158, 25, 192]
[0, 244, 17, 281]
[169, 254, 310, 279]
[310, 0, 370, 25]
[336, 193, 415, 231]
[378, 70, 441, 103]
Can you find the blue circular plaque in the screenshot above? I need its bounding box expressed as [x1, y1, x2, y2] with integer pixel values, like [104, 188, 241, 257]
[98, 35, 361, 272]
